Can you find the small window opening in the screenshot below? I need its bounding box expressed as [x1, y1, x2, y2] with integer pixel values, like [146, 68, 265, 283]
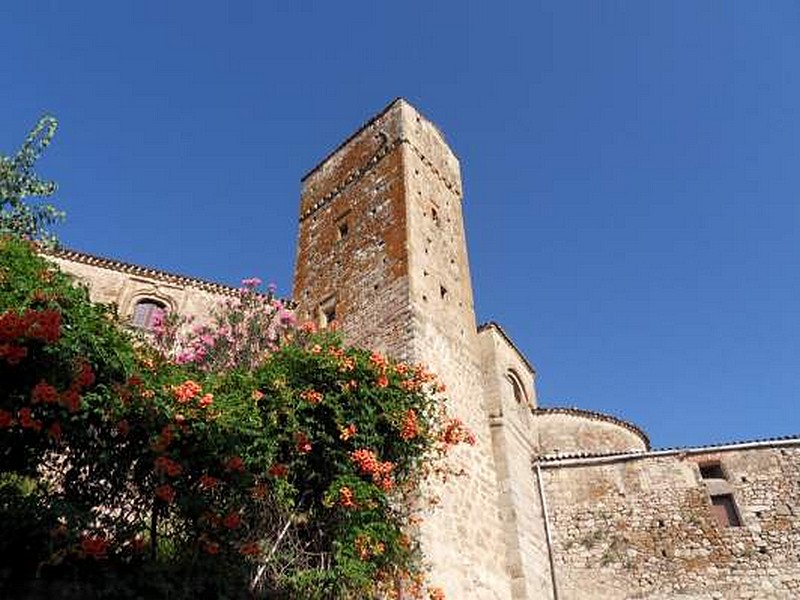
[337, 218, 349, 240]
[431, 206, 440, 227]
[710, 494, 742, 527]
[699, 463, 726, 480]
[439, 285, 448, 300]
[131, 299, 166, 331]
[319, 297, 337, 330]
[506, 370, 529, 408]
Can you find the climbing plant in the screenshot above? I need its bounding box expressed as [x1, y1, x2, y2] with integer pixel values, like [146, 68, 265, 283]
[0, 236, 468, 599]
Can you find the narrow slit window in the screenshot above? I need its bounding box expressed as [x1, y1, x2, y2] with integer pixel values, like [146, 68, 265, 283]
[431, 206, 440, 227]
[439, 285, 448, 300]
[319, 297, 337, 330]
[337, 219, 349, 240]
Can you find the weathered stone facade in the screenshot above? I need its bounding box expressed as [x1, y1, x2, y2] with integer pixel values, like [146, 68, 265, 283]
[540, 442, 800, 599]
[50, 98, 800, 599]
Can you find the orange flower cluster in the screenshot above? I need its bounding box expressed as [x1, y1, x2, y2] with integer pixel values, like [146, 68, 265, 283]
[199, 474, 220, 490]
[400, 409, 419, 441]
[27, 363, 95, 416]
[225, 455, 245, 472]
[17, 407, 42, 432]
[351, 448, 395, 491]
[441, 418, 476, 446]
[203, 540, 220, 555]
[250, 483, 268, 499]
[239, 541, 261, 556]
[0, 308, 61, 365]
[339, 423, 357, 441]
[338, 486, 357, 508]
[75, 362, 95, 388]
[154, 455, 183, 477]
[268, 463, 288, 478]
[80, 535, 108, 560]
[173, 380, 202, 403]
[294, 432, 312, 454]
[155, 484, 176, 504]
[31, 380, 58, 404]
[354, 534, 385, 560]
[428, 587, 446, 600]
[222, 512, 241, 529]
[369, 351, 387, 368]
[299, 389, 323, 405]
[47, 421, 62, 440]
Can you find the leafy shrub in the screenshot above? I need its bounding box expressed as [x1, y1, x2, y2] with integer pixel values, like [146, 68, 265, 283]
[0, 237, 470, 599]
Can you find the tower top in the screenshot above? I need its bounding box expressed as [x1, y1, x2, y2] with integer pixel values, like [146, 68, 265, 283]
[301, 97, 458, 185]
[299, 98, 462, 225]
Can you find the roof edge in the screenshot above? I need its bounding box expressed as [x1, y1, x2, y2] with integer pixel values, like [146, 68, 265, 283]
[536, 433, 800, 467]
[532, 406, 651, 449]
[300, 97, 405, 183]
[478, 321, 536, 375]
[43, 246, 244, 297]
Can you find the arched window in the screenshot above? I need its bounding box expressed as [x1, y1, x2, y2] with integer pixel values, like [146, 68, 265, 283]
[131, 298, 166, 331]
[506, 370, 527, 405]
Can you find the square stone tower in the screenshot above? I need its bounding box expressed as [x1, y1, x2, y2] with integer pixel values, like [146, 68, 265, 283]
[293, 99, 513, 598]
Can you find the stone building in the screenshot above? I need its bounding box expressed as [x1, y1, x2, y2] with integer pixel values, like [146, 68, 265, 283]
[51, 99, 800, 599]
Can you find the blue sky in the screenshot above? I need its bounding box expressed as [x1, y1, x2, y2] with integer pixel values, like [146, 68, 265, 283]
[3, 2, 799, 448]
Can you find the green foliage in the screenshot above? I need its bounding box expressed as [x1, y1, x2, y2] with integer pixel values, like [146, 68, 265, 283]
[1, 116, 65, 245]
[0, 238, 470, 599]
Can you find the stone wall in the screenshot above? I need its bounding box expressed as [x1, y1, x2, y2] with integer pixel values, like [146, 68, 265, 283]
[479, 324, 554, 599]
[540, 442, 800, 599]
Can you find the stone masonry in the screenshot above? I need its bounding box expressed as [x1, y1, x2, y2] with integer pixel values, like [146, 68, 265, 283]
[51, 98, 800, 599]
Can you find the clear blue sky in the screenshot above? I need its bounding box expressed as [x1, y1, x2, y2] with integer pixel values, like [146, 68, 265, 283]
[3, 2, 799, 448]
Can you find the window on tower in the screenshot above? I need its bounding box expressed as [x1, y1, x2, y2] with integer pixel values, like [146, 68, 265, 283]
[431, 205, 441, 227]
[319, 296, 337, 330]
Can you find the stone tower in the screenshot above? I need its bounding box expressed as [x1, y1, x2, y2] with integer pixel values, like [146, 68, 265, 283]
[293, 99, 517, 598]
